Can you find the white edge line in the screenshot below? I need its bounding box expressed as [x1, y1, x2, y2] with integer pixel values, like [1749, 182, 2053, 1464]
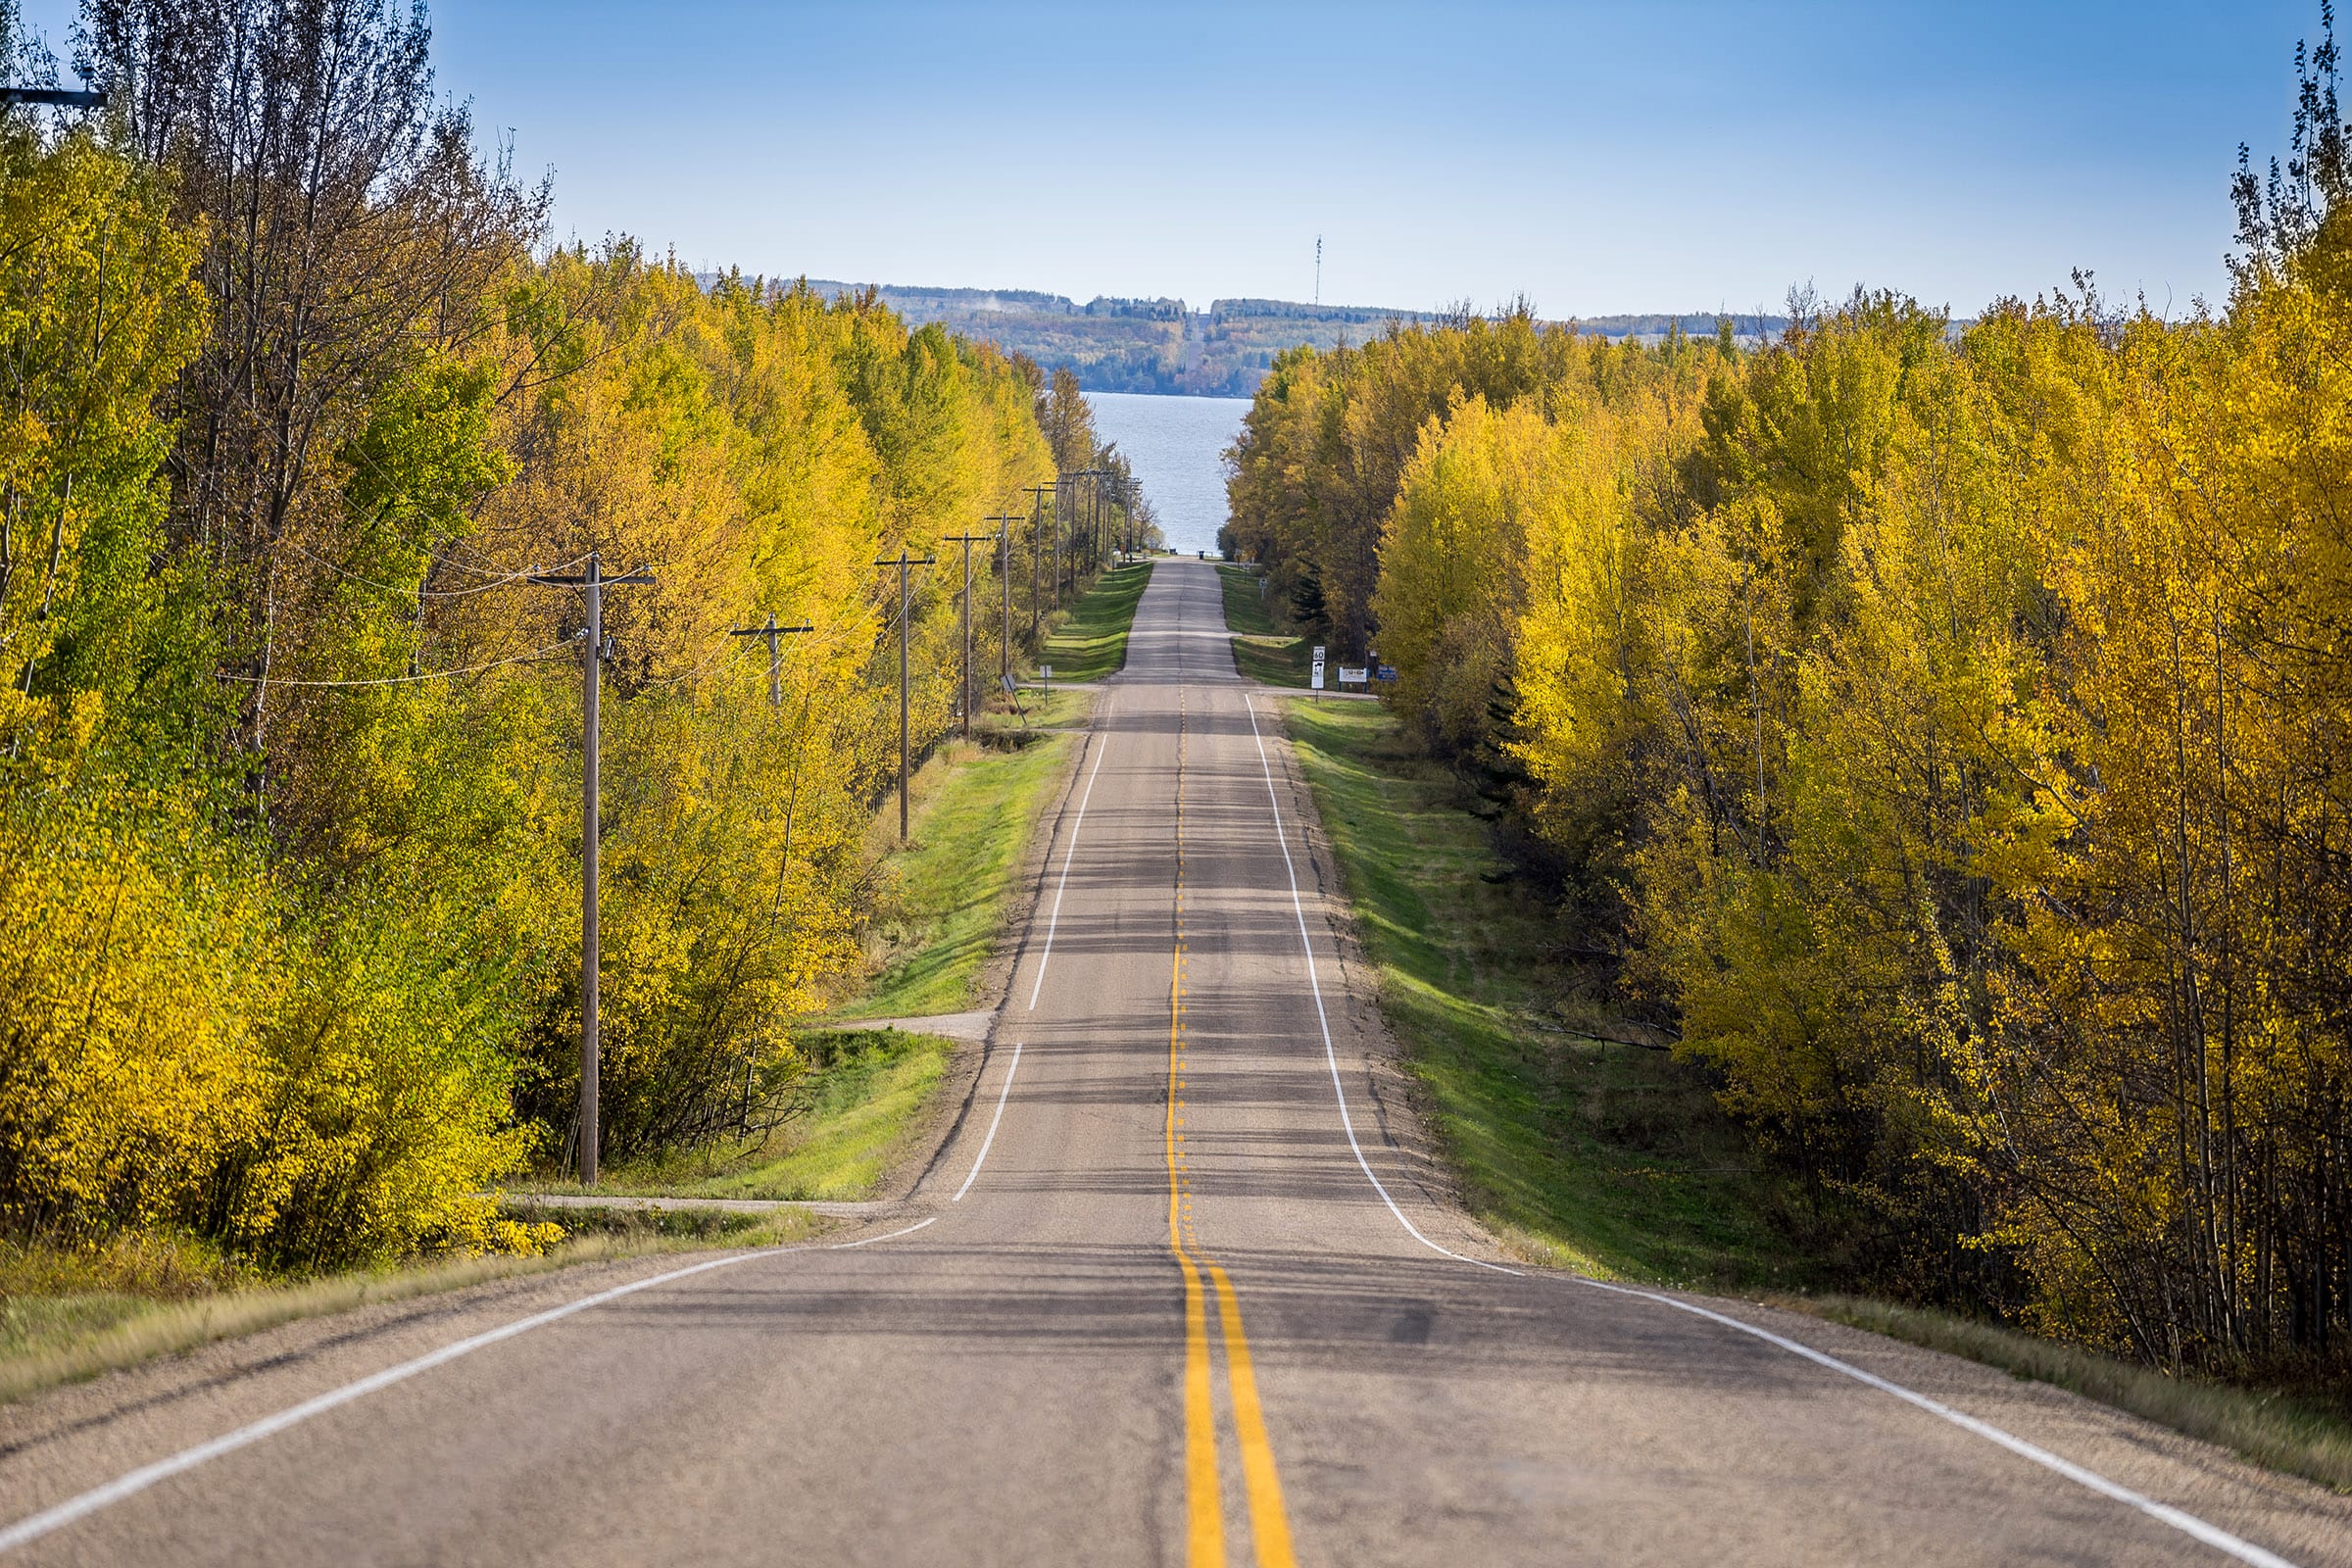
[1576, 1278, 2299, 1568]
[1241, 690, 1519, 1277]
[0, 1220, 938, 1554]
[1243, 690, 2294, 1568]
[826, 1215, 938, 1249]
[1028, 724, 1114, 1010]
[952, 1043, 1024, 1201]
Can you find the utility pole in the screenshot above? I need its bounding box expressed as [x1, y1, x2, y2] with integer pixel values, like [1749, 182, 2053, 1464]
[942, 529, 999, 740]
[874, 549, 935, 840]
[1068, 467, 1100, 582]
[1052, 474, 1068, 608]
[989, 513, 1022, 686]
[1090, 470, 1104, 574]
[729, 612, 813, 707]
[529, 550, 656, 1188]
[1024, 483, 1053, 637]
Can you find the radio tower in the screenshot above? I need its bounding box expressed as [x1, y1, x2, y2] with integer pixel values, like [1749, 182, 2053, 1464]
[1314, 235, 1322, 306]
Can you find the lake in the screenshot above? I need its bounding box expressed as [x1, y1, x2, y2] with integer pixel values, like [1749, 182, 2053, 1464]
[1088, 391, 1252, 559]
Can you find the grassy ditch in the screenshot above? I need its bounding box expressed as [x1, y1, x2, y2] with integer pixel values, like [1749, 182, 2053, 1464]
[1233, 635, 1312, 687]
[843, 728, 1078, 1020]
[1279, 700, 1799, 1289]
[986, 684, 1094, 734]
[1220, 562, 1281, 635]
[1036, 561, 1152, 682]
[531, 1028, 954, 1203]
[1220, 564, 1310, 686]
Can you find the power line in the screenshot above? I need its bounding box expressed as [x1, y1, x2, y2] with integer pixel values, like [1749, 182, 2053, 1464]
[282, 541, 587, 600]
[215, 643, 570, 687]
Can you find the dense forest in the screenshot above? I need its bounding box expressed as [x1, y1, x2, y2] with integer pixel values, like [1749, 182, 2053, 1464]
[1226, 28, 2352, 1384]
[0, 0, 1139, 1270]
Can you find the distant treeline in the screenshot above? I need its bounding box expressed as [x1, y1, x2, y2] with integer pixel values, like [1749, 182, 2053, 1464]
[728, 276, 1788, 397]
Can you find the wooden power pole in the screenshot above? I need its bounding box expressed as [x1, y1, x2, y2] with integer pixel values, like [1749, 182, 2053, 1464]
[988, 513, 1022, 685]
[1024, 483, 1053, 637]
[942, 529, 999, 740]
[874, 549, 935, 840]
[528, 550, 657, 1187]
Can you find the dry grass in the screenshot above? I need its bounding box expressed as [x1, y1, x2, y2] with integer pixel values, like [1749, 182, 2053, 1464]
[1780, 1293, 2352, 1493]
[0, 1206, 825, 1408]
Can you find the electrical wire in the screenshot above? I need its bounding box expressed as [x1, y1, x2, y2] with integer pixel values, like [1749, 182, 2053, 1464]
[283, 541, 591, 600]
[218, 642, 573, 689]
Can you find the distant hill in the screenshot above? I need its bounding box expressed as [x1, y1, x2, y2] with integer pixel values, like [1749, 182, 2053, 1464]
[727, 275, 1787, 396]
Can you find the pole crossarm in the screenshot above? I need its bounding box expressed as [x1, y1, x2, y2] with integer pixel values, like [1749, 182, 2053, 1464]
[730, 612, 814, 708]
[528, 565, 657, 587]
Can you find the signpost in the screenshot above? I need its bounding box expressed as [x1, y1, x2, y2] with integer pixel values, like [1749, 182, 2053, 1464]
[1309, 644, 1326, 698]
[1339, 665, 1369, 686]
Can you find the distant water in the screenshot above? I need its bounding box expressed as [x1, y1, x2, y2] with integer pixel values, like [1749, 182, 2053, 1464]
[1089, 392, 1252, 558]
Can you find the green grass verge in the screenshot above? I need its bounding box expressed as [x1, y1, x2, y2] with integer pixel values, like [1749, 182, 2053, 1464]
[1280, 700, 1797, 1289]
[839, 731, 1076, 1020]
[1036, 562, 1152, 682]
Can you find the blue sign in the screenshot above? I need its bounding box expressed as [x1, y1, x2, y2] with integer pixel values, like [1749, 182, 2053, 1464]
[1376, 665, 1397, 682]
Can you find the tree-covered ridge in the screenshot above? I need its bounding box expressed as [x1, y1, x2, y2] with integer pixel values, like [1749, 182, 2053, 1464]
[1225, 25, 2352, 1384]
[0, 0, 1142, 1271]
[774, 281, 1783, 399]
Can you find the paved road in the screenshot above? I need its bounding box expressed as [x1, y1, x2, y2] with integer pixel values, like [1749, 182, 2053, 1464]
[4, 560, 2350, 1566]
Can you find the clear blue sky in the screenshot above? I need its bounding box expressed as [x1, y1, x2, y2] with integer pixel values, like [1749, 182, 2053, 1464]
[19, 0, 2314, 317]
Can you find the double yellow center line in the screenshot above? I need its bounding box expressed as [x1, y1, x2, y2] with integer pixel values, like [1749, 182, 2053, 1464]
[1168, 685, 1297, 1568]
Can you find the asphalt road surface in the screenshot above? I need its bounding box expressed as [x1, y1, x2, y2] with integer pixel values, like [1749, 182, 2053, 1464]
[4, 560, 2350, 1566]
